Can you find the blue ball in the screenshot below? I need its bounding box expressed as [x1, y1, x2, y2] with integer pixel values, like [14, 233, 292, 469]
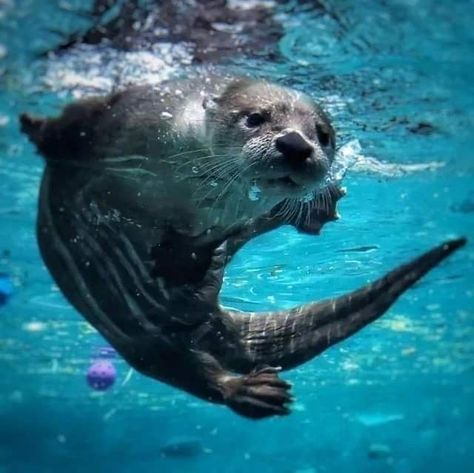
[0, 273, 13, 307]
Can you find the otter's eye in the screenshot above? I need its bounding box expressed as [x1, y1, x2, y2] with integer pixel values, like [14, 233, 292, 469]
[245, 113, 266, 128]
[316, 126, 331, 147]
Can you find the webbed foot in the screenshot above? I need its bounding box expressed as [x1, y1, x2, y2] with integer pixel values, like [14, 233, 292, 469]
[222, 366, 293, 419]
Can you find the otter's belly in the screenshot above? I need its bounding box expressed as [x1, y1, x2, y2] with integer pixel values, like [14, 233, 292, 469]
[37, 167, 174, 343]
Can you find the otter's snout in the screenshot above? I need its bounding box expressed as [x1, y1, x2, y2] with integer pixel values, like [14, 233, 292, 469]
[275, 131, 313, 163]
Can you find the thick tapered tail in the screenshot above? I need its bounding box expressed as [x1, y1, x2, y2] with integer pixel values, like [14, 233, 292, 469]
[20, 113, 45, 147]
[234, 238, 467, 370]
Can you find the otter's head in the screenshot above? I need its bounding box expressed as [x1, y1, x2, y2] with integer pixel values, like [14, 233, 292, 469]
[203, 78, 335, 200]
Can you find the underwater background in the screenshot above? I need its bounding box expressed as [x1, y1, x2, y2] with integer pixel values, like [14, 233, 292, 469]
[0, 0, 473, 472]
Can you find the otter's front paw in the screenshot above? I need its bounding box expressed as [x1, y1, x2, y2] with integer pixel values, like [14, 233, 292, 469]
[223, 366, 293, 419]
[270, 184, 346, 235]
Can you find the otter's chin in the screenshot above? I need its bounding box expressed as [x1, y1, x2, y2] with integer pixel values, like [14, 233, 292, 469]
[275, 167, 327, 187]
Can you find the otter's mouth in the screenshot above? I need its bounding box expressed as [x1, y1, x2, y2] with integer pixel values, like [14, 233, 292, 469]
[266, 176, 301, 188]
[248, 176, 303, 201]
[249, 174, 317, 202]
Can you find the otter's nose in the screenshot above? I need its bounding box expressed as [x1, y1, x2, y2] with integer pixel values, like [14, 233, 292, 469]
[275, 131, 313, 162]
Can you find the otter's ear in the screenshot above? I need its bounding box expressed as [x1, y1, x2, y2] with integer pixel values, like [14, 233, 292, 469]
[202, 94, 220, 112]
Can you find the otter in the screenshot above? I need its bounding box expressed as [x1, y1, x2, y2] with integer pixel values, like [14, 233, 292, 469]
[20, 76, 466, 419]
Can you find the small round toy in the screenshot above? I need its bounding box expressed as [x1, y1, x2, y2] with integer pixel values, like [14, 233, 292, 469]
[0, 273, 13, 307]
[86, 359, 117, 391]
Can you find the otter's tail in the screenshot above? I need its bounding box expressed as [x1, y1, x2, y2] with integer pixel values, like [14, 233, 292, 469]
[20, 96, 111, 162]
[234, 238, 466, 370]
[20, 113, 46, 149]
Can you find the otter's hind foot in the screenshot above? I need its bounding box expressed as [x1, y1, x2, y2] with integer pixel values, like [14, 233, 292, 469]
[222, 366, 293, 419]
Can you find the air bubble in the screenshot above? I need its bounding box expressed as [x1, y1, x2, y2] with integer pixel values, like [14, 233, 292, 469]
[247, 183, 262, 201]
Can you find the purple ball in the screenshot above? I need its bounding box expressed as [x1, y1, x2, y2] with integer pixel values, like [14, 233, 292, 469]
[86, 360, 117, 391]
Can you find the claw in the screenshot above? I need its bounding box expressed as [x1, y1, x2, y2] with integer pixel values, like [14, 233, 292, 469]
[222, 368, 293, 420]
[251, 365, 282, 375]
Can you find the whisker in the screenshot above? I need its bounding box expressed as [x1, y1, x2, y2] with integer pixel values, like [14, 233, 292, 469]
[172, 154, 238, 172]
[323, 186, 331, 214]
[103, 167, 160, 179]
[164, 147, 239, 161]
[304, 201, 312, 228]
[101, 155, 150, 164]
[195, 164, 241, 206]
[207, 160, 259, 214]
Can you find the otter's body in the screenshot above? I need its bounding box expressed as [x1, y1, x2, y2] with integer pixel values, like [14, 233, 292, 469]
[21, 76, 466, 419]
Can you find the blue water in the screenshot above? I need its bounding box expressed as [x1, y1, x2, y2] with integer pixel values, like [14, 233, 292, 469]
[0, 1, 473, 472]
